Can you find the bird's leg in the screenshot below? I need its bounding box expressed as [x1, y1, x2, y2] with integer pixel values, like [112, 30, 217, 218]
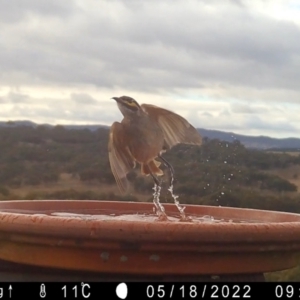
[158, 155, 191, 221]
[150, 172, 168, 221]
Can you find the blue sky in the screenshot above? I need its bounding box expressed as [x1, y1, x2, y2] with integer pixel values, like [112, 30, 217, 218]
[0, 0, 300, 138]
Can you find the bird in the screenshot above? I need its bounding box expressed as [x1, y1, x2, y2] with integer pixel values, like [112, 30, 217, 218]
[108, 96, 202, 221]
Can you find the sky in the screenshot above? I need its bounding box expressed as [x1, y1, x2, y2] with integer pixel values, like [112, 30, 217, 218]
[0, 0, 300, 138]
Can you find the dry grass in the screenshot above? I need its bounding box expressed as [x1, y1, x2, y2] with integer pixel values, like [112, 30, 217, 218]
[8, 154, 300, 202]
[265, 165, 300, 193]
[267, 151, 300, 157]
[10, 173, 150, 201]
[263, 151, 300, 193]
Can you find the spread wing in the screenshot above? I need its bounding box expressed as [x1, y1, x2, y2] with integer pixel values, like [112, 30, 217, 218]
[108, 122, 135, 193]
[141, 104, 202, 149]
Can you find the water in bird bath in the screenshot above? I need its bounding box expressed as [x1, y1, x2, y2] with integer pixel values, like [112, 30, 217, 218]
[0, 206, 269, 223]
[48, 211, 264, 223]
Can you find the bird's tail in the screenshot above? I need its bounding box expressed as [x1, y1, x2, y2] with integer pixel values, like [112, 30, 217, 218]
[141, 159, 163, 176]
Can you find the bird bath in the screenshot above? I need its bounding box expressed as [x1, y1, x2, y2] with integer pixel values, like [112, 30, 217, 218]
[0, 200, 300, 281]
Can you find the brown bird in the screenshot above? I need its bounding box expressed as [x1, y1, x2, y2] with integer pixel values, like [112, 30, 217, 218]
[108, 96, 202, 220]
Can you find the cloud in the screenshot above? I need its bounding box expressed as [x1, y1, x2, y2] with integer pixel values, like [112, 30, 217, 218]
[230, 102, 271, 114]
[0, 0, 299, 138]
[0, 0, 75, 24]
[0, 91, 30, 103]
[1, 0, 299, 91]
[70, 93, 98, 105]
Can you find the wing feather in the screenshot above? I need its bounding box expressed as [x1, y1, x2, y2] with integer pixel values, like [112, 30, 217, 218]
[141, 104, 202, 149]
[108, 122, 135, 193]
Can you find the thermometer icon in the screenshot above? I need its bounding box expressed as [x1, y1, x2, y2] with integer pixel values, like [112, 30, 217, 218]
[40, 284, 46, 298]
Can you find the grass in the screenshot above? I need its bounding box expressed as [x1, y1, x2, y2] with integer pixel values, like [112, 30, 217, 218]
[265, 165, 300, 193]
[265, 265, 300, 282]
[9, 172, 151, 202]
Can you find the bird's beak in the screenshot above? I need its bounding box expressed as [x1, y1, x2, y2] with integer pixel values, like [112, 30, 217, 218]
[111, 97, 120, 102]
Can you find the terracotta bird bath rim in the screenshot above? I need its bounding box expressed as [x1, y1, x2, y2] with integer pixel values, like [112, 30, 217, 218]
[0, 199, 300, 277]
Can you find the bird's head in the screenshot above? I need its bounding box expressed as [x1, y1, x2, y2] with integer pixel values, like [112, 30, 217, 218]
[112, 96, 141, 117]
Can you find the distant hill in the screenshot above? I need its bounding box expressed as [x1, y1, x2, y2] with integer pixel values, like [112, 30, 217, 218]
[1, 121, 108, 131]
[1, 120, 300, 150]
[198, 128, 300, 150]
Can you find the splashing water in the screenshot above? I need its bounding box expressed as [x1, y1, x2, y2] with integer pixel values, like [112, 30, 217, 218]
[168, 170, 187, 219]
[152, 183, 165, 216]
